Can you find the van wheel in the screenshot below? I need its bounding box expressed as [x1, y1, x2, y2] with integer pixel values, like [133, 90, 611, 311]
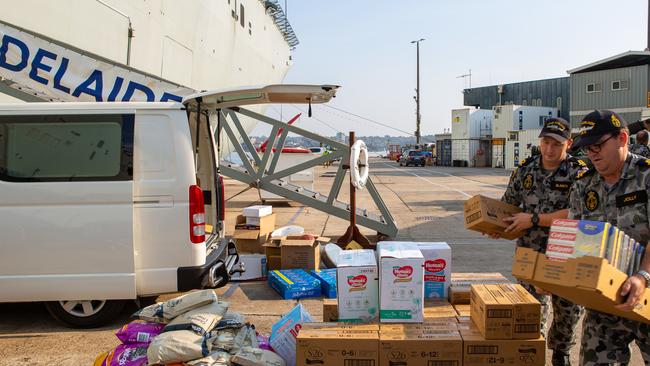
[45, 299, 125, 328]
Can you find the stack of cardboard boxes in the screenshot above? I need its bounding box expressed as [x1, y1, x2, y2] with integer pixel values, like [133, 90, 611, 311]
[232, 205, 276, 280]
[466, 283, 545, 366]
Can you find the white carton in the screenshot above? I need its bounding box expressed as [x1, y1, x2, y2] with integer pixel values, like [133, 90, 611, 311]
[417, 242, 452, 299]
[243, 205, 273, 218]
[377, 241, 424, 323]
[336, 249, 379, 322]
[231, 254, 267, 281]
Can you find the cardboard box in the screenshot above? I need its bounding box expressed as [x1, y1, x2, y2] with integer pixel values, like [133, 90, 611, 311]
[417, 242, 452, 300]
[449, 273, 511, 304]
[234, 214, 276, 254]
[512, 246, 650, 324]
[337, 249, 379, 322]
[454, 304, 471, 317]
[264, 239, 282, 270]
[470, 284, 541, 340]
[379, 329, 463, 366]
[243, 205, 273, 218]
[310, 268, 337, 298]
[464, 195, 524, 240]
[322, 298, 338, 322]
[423, 301, 458, 322]
[267, 269, 321, 300]
[301, 322, 379, 332]
[270, 304, 313, 366]
[461, 329, 545, 366]
[380, 321, 459, 333]
[231, 254, 267, 281]
[280, 236, 328, 271]
[296, 329, 379, 366]
[377, 242, 425, 323]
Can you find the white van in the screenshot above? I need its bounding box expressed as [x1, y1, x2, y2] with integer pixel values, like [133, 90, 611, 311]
[0, 85, 337, 327]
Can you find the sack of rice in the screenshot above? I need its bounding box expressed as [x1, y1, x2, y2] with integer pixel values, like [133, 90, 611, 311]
[231, 347, 286, 366]
[133, 290, 217, 323]
[186, 350, 232, 366]
[163, 301, 229, 335]
[146, 330, 210, 364]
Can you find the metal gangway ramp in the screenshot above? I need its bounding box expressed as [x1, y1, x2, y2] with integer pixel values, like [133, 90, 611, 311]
[183, 86, 398, 237]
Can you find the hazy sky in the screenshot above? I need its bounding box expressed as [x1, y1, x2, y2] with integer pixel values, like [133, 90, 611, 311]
[261, 0, 648, 137]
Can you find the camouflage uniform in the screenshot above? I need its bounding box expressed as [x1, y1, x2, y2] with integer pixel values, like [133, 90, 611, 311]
[569, 153, 650, 365]
[629, 143, 650, 158]
[502, 154, 588, 355]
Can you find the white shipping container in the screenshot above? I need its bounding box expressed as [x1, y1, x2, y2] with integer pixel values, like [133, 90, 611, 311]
[451, 139, 481, 167]
[492, 105, 557, 139]
[377, 242, 424, 323]
[451, 108, 493, 140]
[505, 129, 542, 170]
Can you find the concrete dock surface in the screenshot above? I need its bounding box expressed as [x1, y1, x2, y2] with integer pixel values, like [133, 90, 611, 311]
[0, 158, 644, 365]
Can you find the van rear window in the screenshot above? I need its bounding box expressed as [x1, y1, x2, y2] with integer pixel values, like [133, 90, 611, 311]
[0, 114, 134, 182]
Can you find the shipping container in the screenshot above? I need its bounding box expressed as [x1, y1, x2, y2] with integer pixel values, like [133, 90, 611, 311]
[492, 105, 557, 139]
[451, 108, 493, 140]
[435, 133, 452, 166]
[505, 129, 542, 170]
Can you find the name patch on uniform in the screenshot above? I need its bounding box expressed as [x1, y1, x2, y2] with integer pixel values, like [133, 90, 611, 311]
[585, 190, 599, 212]
[551, 181, 571, 191]
[616, 190, 648, 208]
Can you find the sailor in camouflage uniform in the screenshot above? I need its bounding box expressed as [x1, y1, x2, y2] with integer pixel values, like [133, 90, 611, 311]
[629, 130, 650, 158]
[569, 110, 650, 366]
[498, 118, 587, 366]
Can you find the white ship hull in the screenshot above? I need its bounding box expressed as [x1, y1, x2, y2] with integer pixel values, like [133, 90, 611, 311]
[0, 0, 295, 154]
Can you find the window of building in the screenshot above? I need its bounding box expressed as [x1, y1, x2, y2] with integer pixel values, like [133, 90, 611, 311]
[522, 99, 527, 106]
[537, 98, 542, 106]
[0, 114, 134, 182]
[612, 80, 629, 91]
[586, 83, 602, 93]
[240, 4, 245, 27]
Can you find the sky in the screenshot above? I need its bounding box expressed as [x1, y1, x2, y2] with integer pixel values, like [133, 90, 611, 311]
[260, 0, 648, 138]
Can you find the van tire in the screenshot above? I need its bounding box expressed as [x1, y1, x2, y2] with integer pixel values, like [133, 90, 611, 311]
[45, 299, 125, 328]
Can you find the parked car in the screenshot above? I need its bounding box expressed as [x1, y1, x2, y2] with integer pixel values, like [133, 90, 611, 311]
[399, 150, 427, 167]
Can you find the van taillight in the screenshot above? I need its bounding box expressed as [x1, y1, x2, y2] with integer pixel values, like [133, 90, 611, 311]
[218, 175, 225, 222]
[189, 185, 205, 244]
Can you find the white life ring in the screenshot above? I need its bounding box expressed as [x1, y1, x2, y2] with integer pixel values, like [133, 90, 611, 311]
[350, 140, 369, 189]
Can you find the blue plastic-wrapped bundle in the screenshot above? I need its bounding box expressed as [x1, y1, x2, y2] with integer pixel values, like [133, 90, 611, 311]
[268, 269, 321, 300]
[310, 268, 337, 298]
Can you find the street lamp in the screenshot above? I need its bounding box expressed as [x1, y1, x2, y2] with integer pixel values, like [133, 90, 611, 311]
[411, 38, 425, 144]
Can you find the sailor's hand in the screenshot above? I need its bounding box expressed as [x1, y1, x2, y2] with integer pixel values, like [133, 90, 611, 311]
[482, 232, 502, 240]
[616, 274, 647, 311]
[503, 213, 533, 233]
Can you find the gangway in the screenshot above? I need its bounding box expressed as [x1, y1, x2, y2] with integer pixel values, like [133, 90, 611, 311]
[184, 86, 398, 237]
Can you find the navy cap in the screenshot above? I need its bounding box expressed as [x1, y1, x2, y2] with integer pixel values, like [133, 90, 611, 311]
[538, 117, 571, 142]
[572, 109, 627, 149]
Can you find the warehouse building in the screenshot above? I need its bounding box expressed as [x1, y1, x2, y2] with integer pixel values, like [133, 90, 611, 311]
[568, 50, 650, 128]
[462, 77, 570, 121]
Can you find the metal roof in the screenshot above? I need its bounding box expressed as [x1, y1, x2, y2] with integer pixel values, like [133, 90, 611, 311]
[567, 50, 650, 74]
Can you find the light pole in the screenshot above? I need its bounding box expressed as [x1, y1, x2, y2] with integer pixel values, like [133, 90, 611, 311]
[411, 38, 425, 145]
